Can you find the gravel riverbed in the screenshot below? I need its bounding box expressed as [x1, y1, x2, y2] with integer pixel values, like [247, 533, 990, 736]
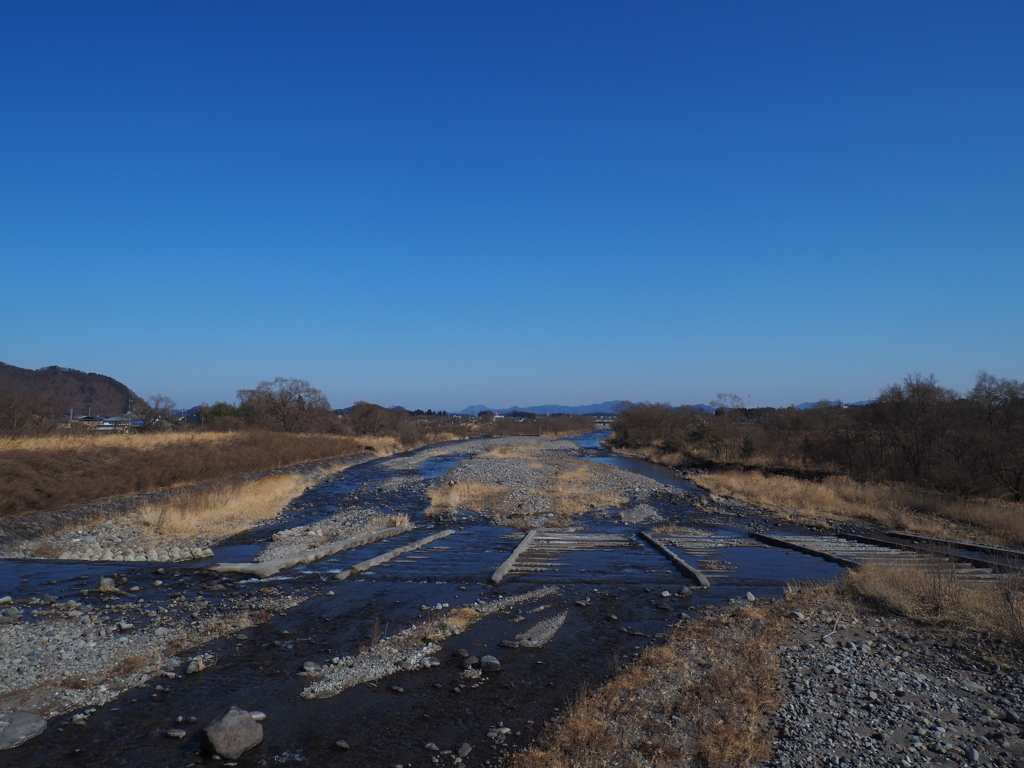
[1, 435, 1021, 766]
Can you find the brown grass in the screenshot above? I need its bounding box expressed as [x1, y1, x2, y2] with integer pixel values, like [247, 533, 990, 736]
[424, 481, 510, 517]
[486, 444, 545, 468]
[509, 604, 788, 768]
[844, 563, 1024, 645]
[135, 473, 315, 538]
[135, 468, 411, 541]
[692, 470, 1024, 547]
[545, 464, 626, 525]
[0, 430, 398, 519]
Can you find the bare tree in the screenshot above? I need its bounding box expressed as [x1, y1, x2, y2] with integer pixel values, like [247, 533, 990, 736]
[146, 393, 177, 419]
[968, 372, 1024, 501]
[236, 378, 333, 432]
[871, 374, 956, 482]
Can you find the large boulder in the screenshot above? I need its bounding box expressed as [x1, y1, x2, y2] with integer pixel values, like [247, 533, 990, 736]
[0, 710, 47, 750]
[201, 706, 263, 759]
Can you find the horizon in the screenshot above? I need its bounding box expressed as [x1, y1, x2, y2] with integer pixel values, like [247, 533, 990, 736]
[2, 3, 1021, 410]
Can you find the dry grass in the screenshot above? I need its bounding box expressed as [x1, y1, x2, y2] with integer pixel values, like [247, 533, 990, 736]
[425, 481, 510, 518]
[486, 444, 545, 468]
[844, 563, 1024, 645]
[545, 464, 626, 525]
[132, 461, 410, 541]
[692, 470, 1024, 547]
[135, 473, 316, 538]
[509, 603, 788, 768]
[651, 522, 684, 535]
[0, 430, 397, 519]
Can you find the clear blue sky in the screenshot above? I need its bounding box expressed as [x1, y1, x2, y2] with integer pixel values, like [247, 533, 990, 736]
[2, 2, 1021, 411]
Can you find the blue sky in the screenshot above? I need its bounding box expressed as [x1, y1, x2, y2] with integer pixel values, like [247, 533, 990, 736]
[2, 2, 1021, 411]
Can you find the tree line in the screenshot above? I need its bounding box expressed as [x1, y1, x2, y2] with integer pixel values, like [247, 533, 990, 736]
[610, 372, 1024, 502]
[0, 374, 595, 445]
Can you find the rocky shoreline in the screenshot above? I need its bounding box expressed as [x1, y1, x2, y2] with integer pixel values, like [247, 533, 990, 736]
[765, 592, 1024, 768]
[1, 436, 1021, 766]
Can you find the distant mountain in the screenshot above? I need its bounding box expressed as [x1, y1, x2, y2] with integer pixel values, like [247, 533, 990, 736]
[0, 361, 145, 416]
[687, 404, 715, 413]
[457, 401, 632, 416]
[794, 400, 872, 410]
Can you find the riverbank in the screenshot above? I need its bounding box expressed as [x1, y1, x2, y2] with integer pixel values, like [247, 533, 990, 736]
[512, 583, 1024, 768]
[0, 430, 405, 520]
[3, 434, 1021, 766]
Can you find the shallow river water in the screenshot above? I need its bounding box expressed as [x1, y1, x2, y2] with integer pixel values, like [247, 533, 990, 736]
[1, 432, 843, 767]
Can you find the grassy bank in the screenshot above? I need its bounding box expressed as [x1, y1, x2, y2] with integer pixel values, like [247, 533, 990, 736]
[613, 445, 1024, 548]
[509, 599, 791, 768]
[844, 563, 1024, 645]
[0, 431, 402, 520]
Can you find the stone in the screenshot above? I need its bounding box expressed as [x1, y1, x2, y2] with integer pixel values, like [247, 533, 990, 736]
[746, 592, 756, 602]
[461, 655, 479, 670]
[458, 742, 473, 757]
[98, 577, 117, 592]
[0, 711, 47, 750]
[202, 706, 263, 759]
[335, 739, 350, 749]
[480, 655, 501, 672]
[166, 729, 187, 739]
[247, 711, 267, 722]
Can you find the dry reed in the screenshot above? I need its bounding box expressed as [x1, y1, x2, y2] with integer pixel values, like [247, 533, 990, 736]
[425, 481, 509, 517]
[509, 603, 787, 768]
[693, 470, 1024, 547]
[844, 563, 1024, 644]
[135, 473, 315, 539]
[0, 430, 397, 519]
[545, 464, 626, 525]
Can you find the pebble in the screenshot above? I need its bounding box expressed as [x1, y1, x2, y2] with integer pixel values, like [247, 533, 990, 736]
[764, 606, 1024, 768]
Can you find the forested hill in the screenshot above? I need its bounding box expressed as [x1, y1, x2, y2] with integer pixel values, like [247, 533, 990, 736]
[0, 361, 144, 416]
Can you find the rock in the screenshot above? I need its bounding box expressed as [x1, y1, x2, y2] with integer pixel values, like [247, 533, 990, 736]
[746, 592, 756, 602]
[458, 742, 473, 757]
[480, 655, 501, 672]
[461, 655, 479, 670]
[247, 711, 267, 722]
[98, 577, 117, 592]
[186, 659, 203, 674]
[425, 742, 440, 751]
[166, 729, 187, 739]
[0, 711, 47, 750]
[202, 706, 263, 759]
[335, 739, 350, 749]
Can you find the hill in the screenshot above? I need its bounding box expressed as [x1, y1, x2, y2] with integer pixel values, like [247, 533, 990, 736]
[457, 400, 632, 416]
[0, 361, 144, 417]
